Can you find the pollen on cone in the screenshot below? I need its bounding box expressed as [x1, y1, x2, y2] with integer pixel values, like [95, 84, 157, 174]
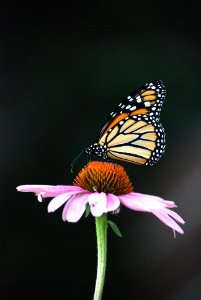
[73, 161, 133, 195]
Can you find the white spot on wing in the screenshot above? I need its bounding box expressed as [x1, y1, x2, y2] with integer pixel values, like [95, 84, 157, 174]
[144, 102, 151, 107]
[130, 106, 136, 111]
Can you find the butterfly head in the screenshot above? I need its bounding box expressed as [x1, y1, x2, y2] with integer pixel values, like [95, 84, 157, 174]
[85, 143, 108, 160]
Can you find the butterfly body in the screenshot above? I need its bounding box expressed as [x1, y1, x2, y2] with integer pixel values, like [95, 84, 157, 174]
[86, 80, 166, 166]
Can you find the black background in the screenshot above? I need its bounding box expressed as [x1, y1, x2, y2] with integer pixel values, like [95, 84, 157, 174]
[1, 1, 201, 299]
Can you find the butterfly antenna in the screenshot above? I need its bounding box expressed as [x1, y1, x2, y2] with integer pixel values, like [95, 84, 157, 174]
[85, 149, 91, 163]
[71, 149, 85, 173]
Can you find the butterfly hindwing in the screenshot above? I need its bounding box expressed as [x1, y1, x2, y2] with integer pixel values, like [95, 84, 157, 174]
[99, 114, 165, 166]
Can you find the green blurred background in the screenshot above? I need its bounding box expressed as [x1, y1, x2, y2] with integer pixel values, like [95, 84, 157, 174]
[1, 1, 201, 299]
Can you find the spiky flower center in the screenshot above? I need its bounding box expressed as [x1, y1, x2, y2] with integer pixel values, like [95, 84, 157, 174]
[73, 161, 133, 195]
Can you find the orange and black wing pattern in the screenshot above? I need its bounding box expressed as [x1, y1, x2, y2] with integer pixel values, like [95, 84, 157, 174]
[86, 80, 166, 166]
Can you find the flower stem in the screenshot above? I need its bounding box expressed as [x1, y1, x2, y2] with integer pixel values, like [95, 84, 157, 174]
[93, 214, 108, 300]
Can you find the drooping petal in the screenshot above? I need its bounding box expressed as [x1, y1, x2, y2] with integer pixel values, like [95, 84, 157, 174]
[106, 194, 120, 212]
[16, 185, 86, 199]
[152, 210, 184, 234]
[62, 193, 90, 222]
[119, 192, 184, 234]
[88, 192, 107, 217]
[48, 192, 81, 212]
[163, 208, 185, 224]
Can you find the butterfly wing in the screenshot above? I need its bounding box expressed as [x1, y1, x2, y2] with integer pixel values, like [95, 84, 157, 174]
[97, 80, 166, 140]
[98, 115, 165, 166]
[97, 80, 166, 166]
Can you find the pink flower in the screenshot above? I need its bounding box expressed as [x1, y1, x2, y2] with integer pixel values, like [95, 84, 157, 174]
[16, 161, 184, 235]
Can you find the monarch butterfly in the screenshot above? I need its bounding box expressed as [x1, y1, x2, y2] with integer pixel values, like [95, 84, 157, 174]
[85, 80, 166, 166]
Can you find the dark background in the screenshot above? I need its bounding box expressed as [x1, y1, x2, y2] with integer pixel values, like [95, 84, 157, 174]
[1, 1, 201, 299]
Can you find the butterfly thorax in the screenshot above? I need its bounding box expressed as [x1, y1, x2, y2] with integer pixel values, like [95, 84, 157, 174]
[85, 143, 108, 159]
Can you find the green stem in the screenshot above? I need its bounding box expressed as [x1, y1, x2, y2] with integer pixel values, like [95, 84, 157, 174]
[93, 214, 108, 300]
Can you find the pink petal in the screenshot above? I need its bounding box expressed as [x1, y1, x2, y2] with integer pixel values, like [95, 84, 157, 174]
[106, 194, 120, 211]
[16, 185, 86, 198]
[163, 208, 185, 224]
[119, 192, 184, 234]
[88, 193, 107, 217]
[131, 193, 176, 207]
[163, 200, 177, 208]
[48, 192, 80, 212]
[152, 210, 184, 234]
[62, 193, 90, 222]
[119, 193, 175, 212]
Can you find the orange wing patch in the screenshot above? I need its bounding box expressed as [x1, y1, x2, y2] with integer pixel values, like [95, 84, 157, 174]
[143, 95, 156, 101]
[108, 133, 139, 147]
[141, 89, 157, 106]
[108, 151, 147, 165]
[141, 90, 156, 96]
[101, 113, 129, 136]
[110, 145, 151, 159]
[133, 140, 156, 151]
[130, 108, 149, 116]
[124, 120, 147, 133]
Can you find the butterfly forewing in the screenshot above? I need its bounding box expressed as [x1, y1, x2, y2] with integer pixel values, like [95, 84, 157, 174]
[98, 80, 166, 140]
